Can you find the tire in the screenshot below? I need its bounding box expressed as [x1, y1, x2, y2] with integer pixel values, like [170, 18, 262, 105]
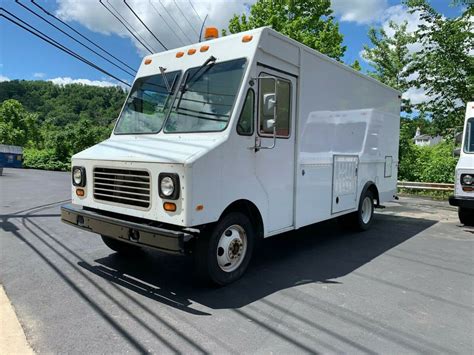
[342, 190, 375, 231]
[458, 207, 474, 226]
[101, 235, 142, 255]
[194, 212, 255, 286]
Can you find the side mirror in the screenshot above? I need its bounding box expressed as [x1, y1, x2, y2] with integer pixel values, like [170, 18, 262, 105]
[263, 93, 276, 116]
[265, 118, 275, 131]
[453, 148, 461, 157]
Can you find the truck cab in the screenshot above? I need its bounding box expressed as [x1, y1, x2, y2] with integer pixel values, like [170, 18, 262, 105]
[449, 102, 474, 226]
[61, 27, 400, 285]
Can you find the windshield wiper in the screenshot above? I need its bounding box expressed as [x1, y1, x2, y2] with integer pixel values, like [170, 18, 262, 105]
[175, 56, 217, 109]
[180, 56, 217, 94]
[159, 66, 172, 93]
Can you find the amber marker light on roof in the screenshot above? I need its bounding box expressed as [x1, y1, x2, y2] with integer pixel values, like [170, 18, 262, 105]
[144, 58, 152, 65]
[242, 35, 253, 43]
[200, 45, 209, 52]
[176, 51, 184, 58]
[204, 27, 218, 40]
[188, 48, 197, 55]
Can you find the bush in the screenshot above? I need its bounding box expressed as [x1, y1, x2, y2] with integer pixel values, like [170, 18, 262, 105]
[23, 148, 70, 171]
[399, 140, 457, 183]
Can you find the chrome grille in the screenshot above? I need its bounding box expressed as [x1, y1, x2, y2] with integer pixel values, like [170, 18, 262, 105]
[93, 167, 150, 208]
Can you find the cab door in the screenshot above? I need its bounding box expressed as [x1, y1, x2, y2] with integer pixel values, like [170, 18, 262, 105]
[254, 69, 297, 233]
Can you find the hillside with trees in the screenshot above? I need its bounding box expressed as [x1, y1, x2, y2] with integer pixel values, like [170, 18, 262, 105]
[0, 80, 126, 170]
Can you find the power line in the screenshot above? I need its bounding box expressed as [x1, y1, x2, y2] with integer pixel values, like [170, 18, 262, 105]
[173, 0, 200, 40]
[106, 0, 157, 53]
[188, 0, 203, 23]
[157, 0, 194, 44]
[148, 0, 185, 46]
[99, 0, 154, 54]
[30, 0, 136, 73]
[0, 10, 130, 87]
[123, 0, 167, 50]
[14, 0, 135, 77]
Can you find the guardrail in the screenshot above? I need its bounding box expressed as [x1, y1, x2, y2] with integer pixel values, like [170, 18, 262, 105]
[397, 181, 454, 191]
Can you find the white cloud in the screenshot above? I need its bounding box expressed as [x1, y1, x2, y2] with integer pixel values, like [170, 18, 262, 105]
[332, 0, 388, 25]
[0, 75, 9, 82]
[48, 77, 121, 87]
[380, 5, 426, 37]
[55, 0, 254, 56]
[33, 72, 46, 79]
[403, 86, 430, 106]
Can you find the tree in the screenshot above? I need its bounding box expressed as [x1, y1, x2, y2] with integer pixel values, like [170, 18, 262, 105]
[362, 21, 416, 113]
[224, 0, 346, 60]
[0, 99, 39, 146]
[350, 60, 361, 71]
[406, 0, 473, 134]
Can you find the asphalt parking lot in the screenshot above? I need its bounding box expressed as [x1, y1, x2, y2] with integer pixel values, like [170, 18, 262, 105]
[1, 168, 473, 354]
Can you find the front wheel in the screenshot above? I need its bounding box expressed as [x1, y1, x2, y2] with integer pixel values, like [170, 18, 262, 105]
[458, 207, 474, 226]
[194, 212, 255, 286]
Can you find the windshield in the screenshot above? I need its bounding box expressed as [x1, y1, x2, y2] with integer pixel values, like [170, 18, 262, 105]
[464, 117, 474, 153]
[114, 70, 180, 134]
[164, 58, 247, 133]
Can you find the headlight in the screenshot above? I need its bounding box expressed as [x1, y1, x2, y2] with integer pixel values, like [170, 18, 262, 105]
[159, 173, 180, 200]
[161, 177, 174, 197]
[72, 166, 86, 187]
[462, 174, 473, 185]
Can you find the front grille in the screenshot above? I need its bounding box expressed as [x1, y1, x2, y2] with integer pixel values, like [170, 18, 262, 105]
[93, 167, 150, 208]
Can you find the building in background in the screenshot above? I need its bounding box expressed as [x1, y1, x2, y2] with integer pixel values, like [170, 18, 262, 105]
[0, 144, 23, 175]
[413, 127, 443, 147]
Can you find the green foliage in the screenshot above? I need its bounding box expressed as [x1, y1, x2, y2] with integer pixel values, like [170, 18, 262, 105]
[224, 0, 346, 60]
[350, 60, 361, 71]
[405, 0, 473, 133]
[0, 99, 39, 146]
[0, 80, 125, 171]
[362, 21, 416, 112]
[399, 140, 457, 183]
[23, 148, 70, 171]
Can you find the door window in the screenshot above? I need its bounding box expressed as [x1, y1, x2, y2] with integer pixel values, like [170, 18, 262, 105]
[258, 76, 291, 138]
[237, 89, 255, 135]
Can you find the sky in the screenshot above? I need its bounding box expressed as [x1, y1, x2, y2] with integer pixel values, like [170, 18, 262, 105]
[0, 0, 466, 101]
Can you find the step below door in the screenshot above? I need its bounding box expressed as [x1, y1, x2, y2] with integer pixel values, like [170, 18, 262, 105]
[332, 155, 359, 214]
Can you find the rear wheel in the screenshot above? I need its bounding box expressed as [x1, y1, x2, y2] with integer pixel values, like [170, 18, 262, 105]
[101, 235, 142, 255]
[342, 190, 375, 231]
[194, 212, 255, 286]
[458, 207, 474, 226]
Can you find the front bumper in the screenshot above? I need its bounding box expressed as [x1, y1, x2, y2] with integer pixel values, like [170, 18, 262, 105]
[61, 204, 191, 254]
[449, 196, 474, 209]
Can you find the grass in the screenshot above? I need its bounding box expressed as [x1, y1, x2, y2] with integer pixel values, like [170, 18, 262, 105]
[398, 188, 452, 200]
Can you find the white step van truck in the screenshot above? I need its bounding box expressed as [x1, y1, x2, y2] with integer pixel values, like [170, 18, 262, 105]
[449, 102, 474, 226]
[61, 27, 401, 285]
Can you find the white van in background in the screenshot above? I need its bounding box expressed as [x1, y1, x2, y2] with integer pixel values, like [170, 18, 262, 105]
[61, 27, 401, 285]
[449, 102, 474, 226]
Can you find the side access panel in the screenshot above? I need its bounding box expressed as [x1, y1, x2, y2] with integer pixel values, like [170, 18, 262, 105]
[332, 155, 359, 214]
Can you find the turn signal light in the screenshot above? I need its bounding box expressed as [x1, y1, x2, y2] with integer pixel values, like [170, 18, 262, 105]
[144, 58, 152, 65]
[76, 188, 85, 197]
[196, 204, 204, 211]
[176, 51, 184, 58]
[242, 35, 253, 43]
[163, 202, 177, 212]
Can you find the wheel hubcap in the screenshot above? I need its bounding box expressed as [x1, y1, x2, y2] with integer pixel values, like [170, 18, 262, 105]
[216, 224, 247, 272]
[361, 196, 373, 224]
